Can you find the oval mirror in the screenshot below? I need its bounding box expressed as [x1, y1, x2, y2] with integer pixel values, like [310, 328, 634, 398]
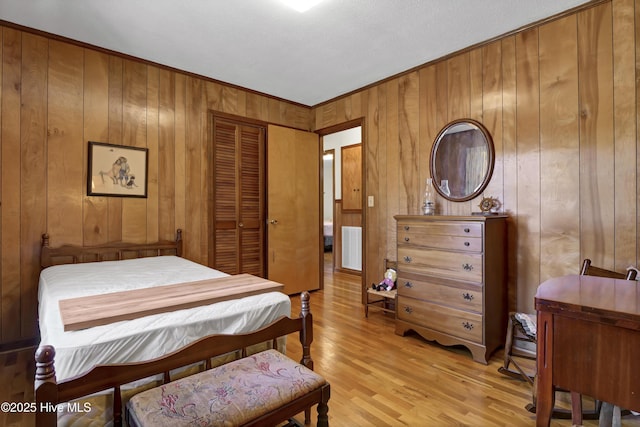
[430, 119, 494, 202]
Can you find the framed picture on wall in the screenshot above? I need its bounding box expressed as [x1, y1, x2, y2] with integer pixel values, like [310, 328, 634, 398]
[87, 141, 148, 198]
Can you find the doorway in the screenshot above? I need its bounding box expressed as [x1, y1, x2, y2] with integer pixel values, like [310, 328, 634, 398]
[319, 123, 363, 285]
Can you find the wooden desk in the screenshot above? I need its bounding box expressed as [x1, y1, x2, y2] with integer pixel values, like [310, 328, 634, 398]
[535, 274, 640, 426]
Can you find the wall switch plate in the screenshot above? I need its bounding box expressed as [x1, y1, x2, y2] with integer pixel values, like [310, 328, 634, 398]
[367, 195, 374, 207]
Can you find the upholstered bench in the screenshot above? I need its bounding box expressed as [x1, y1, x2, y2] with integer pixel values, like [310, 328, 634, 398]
[126, 349, 329, 426]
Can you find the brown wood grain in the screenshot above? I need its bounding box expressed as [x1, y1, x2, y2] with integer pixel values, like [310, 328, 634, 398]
[58, 274, 284, 331]
[107, 56, 124, 243]
[579, 3, 615, 269]
[612, 0, 637, 272]
[1, 27, 21, 342]
[500, 36, 518, 312]
[82, 49, 110, 246]
[515, 28, 541, 316]
[21, 32, 48, 339]
[539, 16, 581, 280]
[122, 60, 148, 244]
[158, 69, 176, 240]
[146, 66, 160, 244]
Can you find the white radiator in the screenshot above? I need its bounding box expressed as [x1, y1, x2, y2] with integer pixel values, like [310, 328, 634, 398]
[342, 226, 362, 271]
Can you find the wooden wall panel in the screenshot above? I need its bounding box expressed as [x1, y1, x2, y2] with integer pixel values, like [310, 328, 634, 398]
[612, 0, 637, 271]
[82, 50, 110, 246]
[158, 69, 176, 241]
[1, 28, 21, 342]
[514, 29, 541, 313]
[20, 33, 48, 339]
[579, 3, 615, 268]
[500, 36, 518, 310]
[539, 16, 580, 280]
[47, 41, 84, 246]
[121, 60, 148, 243]
[107, 57, 124, 242]
[364, 86, 381, 295]
[146, 66, 160, 244]
[398, 72, 420, 215]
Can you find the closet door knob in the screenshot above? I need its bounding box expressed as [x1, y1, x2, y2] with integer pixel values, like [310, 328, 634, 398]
[268, 219, 279, 225]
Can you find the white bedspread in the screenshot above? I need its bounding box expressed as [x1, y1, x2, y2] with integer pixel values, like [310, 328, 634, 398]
[38, 256, 290, 382]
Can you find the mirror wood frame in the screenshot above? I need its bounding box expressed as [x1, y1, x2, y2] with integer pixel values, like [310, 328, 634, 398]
[429, 119, 495, 202]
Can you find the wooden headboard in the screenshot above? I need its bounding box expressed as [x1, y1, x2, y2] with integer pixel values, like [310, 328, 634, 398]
[40, 229, 183, 269]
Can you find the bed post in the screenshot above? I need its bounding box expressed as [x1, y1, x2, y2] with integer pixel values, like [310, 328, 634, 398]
[35, 345, 58, 427]
[175, 229, 183, 257]
[299, 291, 313, 370]
[299, 291, 315, 424]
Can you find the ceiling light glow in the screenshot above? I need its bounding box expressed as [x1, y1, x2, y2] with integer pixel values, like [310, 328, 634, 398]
[280, 0, 325, 13]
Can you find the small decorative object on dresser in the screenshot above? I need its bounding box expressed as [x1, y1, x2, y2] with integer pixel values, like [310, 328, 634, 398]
[474, 196, 501, 215]
[394, 214, 508, 364]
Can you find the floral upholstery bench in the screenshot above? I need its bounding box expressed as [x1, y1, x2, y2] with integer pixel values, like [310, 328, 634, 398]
[126, 349, 327, 426]
[35, 292, 330, 427]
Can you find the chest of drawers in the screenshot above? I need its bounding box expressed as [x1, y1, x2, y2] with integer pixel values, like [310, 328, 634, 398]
[394, 215, 507, 364]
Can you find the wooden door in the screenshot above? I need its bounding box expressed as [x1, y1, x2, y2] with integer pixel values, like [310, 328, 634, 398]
[212, 119, 265, 276]
[267, 125, 321, 295]
[341, 143, 362, 211]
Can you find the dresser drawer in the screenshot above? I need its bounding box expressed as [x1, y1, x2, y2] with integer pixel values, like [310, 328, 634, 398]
[397, 296, 483, 343]
[397, 275, 482, 312]
[398, 247, 483, 283]
[398, 222, 482, 238]
[398, 233, 482, 252]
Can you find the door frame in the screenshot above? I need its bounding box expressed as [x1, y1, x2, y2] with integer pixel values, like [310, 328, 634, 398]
[315, 118, 366, 301]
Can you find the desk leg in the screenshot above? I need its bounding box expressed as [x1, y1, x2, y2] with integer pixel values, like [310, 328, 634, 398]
[536, 311, 554, 427]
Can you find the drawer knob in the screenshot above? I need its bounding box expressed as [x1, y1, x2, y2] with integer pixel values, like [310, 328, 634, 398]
[464, 241, 470, 247]
[404, 225, 410, 231]
[462, 263, 474, 271]
[462, 292, 474, 301]
[464, 227, 470, 233]
[404, 306, 413, 314]
[404, 237, 410, 242]
[462, 321, 474, 330]
[404, 256, 412, 263]
[404, 281, 413, 288]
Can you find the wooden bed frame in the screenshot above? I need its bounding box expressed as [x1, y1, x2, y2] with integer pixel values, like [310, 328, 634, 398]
[40, 229, 183, 268]
[35, 292, 330, 427]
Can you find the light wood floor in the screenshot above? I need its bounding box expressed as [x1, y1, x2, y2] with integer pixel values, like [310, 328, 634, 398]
[1, 254, 639, 426]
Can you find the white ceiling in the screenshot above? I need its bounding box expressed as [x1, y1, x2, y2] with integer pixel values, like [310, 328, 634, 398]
[0, 0, 593, 106]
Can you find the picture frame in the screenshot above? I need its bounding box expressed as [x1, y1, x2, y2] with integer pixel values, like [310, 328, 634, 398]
[87, 141, 148, 198]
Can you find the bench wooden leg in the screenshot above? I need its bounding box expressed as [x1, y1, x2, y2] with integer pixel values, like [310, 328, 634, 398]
[317, 401, 329, 427]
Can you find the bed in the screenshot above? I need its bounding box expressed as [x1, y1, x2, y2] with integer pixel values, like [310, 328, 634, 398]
[36, 230, 291, 425]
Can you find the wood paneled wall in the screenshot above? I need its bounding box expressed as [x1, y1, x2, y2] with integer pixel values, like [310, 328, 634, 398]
[312, 0, 638, 314]
[0, 25, 311, 345]
[0, 0, 635, 345]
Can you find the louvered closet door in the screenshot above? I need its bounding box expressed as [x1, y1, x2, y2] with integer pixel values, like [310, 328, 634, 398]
[212, 119, 265, 276]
